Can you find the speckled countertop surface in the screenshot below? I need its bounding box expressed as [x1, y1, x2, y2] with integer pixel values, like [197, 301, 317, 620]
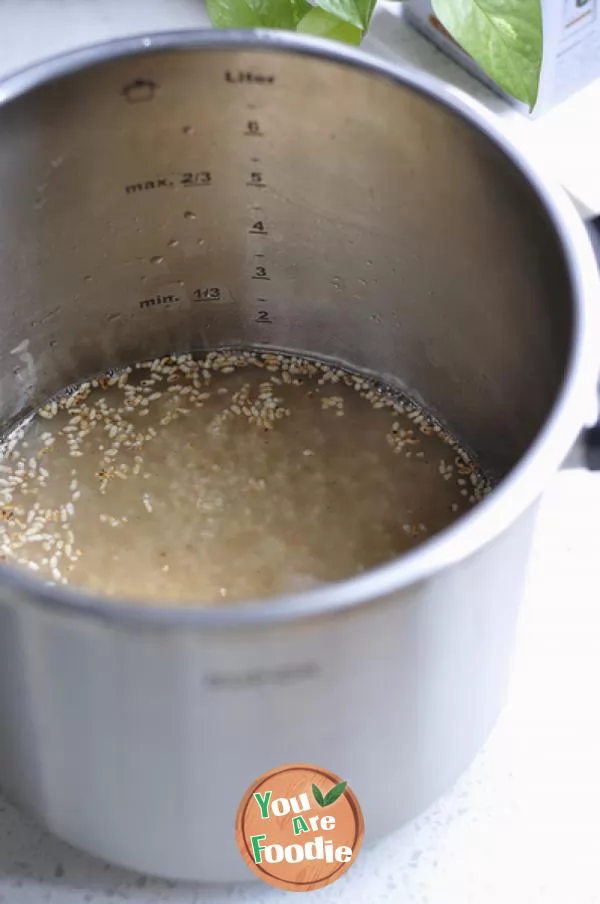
[1, 3, 600, 901]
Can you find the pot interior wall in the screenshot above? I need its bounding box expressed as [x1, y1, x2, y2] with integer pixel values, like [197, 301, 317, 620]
[0, 45, 573, 478]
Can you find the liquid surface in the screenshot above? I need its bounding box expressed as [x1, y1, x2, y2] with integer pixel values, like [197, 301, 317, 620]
[0, 351, 491, 606]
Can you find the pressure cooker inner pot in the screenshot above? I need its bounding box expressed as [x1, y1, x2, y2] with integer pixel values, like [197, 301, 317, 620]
[0, 44, 573, 595]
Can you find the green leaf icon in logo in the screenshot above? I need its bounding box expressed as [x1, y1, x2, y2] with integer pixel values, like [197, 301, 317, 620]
[312, 784, 325, 807]
[312, 780, 347, 807]
[323, 781, 347, 806]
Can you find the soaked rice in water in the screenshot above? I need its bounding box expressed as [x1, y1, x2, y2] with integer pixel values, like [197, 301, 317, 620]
[0, 350, 492, 606]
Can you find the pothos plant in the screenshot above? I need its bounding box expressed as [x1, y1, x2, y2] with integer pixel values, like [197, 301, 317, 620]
[206, 0, 543, 108]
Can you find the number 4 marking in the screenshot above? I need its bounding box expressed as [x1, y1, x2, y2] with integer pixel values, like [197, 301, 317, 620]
[249, 221, 268, 235]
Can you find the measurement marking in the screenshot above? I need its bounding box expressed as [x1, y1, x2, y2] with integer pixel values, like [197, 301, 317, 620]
[124, 172, 211, 195]
[252, 276, 270, 281]
[256, 309, 272, 324]
[250, 157, 261, 163]
[139, 293, 178, 309]
[247, 172, 266, 188]
[254, 253, 265, 258]
[244, 120, 264, 137]
[125, 178, 173, 194]
[249, 220, 267, 235]
[193, 287, 222, 302]
[180, 171, 211, 186]
[225, 71, 275, 85]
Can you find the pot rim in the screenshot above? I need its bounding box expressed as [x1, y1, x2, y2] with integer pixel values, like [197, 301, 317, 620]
[0, 29, 598, 629]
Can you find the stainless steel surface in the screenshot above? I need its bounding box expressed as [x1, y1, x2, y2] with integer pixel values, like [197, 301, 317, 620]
[0, 31, 598, 881]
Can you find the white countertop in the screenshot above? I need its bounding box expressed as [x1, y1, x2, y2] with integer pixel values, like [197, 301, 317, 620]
[1, 3, 600, 902]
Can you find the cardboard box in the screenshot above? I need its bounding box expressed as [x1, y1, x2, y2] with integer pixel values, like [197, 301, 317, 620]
[403, 0, 600, 116]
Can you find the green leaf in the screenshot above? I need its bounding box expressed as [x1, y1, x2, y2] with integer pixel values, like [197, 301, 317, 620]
[312, 0, 376, 30]
[431, 0, 543, 109]
[312, 783, 325, 807]
[206, 0, 310, 29]
[206, 0, 260, 27]
[323, 780, 347, 806]
[250, 0, 312, 28]
[297, 7, 363, 44]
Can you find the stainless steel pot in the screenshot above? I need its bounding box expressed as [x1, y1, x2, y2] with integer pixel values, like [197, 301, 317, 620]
[0, 31, 598, 883]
